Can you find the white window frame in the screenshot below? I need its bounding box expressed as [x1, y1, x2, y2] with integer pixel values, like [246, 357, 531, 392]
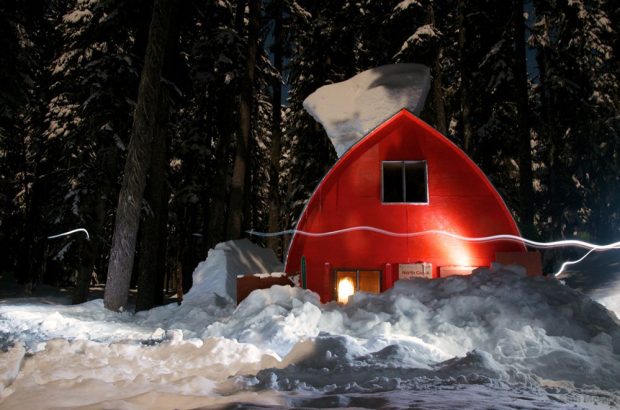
[381, 160, 429, 205]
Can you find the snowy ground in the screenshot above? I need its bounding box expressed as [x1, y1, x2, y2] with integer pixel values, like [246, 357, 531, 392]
[561, 249, 620, 319]
[1, 251, 620, 409]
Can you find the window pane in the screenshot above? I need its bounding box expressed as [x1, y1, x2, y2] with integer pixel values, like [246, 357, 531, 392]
[405, 161, 427, 203]
[335, 271, 357, 286]
[358, 270, 381, 293]
[383, 162, 403, 202]
[335, 271, 357, 303]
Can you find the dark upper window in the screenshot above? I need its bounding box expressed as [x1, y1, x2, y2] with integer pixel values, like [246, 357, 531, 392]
[382, 161, 428, 204]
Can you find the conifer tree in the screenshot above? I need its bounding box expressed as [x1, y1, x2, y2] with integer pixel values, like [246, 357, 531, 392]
[1, 0, 61, 289]
[105, 0, 174, 311]
[227, 0, 263, 240]
[266, 0, 286, 255]
[531, 0, 619, 240]
[513, 0, 535, 238]
[42, 0, 149, 302]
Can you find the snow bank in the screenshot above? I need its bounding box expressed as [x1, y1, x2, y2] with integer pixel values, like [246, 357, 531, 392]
[204, 285, 323, 358]
[2, 264, 620, 408]
[597, 294, 620, 319]
[184, 239, 283, 303]
[303, 64, 431, 156]
[208, 266, 620, 393]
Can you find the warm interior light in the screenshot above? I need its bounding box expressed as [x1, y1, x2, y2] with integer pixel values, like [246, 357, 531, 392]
[439, 266, 478, 277]
[337, 277, 355, 304]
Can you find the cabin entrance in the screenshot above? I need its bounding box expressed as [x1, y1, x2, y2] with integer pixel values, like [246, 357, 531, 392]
[333, 269, 381, 303]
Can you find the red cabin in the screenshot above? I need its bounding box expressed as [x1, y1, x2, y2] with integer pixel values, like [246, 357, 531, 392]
[284, 109, 530, 303]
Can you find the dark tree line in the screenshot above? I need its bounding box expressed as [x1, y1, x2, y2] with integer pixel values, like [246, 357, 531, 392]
[1, 0, 618, 311]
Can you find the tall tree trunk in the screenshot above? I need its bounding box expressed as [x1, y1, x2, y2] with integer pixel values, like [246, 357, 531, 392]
[72, 236, 95, 304]
[513, 0, 535, 238]
[19, 182, 37, 291]
[432, 51, 448, 135]
[428, 4, 448, 135]
[20, 177, 46, 293]
[71, 186, 103, 304]
[235, 0, 247, 36]
[457, 0, 473, 152]
[538, 41, 562, 237]
[243, 136, 254, 231]
[17, 133, 45, 292]
[226, 0, 261, 240]
[206, 131, 230, 249]
[135, 3, 179, 312]
[267, 0, 283, 255]
[206, 0, 247, 249]
[104, 0, 174, 312]
[135, 88, 170, 311]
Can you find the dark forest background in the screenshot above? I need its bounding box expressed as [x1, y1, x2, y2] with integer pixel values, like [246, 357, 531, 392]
[1, 0, 618, 311]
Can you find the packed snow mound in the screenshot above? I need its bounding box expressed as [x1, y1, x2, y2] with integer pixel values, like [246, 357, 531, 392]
[560, 250, 620, 320]
[184, 239, 282, 303]
[303, 63, 431, 156]
[206, 266, 620, 392]
[2, 264, 620, 408]
[204, 285, 323, 358]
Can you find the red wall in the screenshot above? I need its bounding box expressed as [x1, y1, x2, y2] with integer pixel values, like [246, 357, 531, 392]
[285, 110, 525, 302]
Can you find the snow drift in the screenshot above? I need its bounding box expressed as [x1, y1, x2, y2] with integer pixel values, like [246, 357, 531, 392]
[303, 63, 431, 157]
[184, 238, 283, 303]
[2, 259, 620, 408]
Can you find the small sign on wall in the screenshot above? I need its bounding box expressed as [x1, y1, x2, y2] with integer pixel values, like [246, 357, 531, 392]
[398, 262, 432, 279]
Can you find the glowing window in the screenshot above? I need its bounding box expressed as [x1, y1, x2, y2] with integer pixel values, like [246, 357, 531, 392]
[382, 161, 428, 203]
[335, 270, 381, 303]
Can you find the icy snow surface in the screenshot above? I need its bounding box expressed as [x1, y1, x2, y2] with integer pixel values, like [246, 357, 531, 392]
[303, 64, 431, 157]
[1, 257, 620, 408]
